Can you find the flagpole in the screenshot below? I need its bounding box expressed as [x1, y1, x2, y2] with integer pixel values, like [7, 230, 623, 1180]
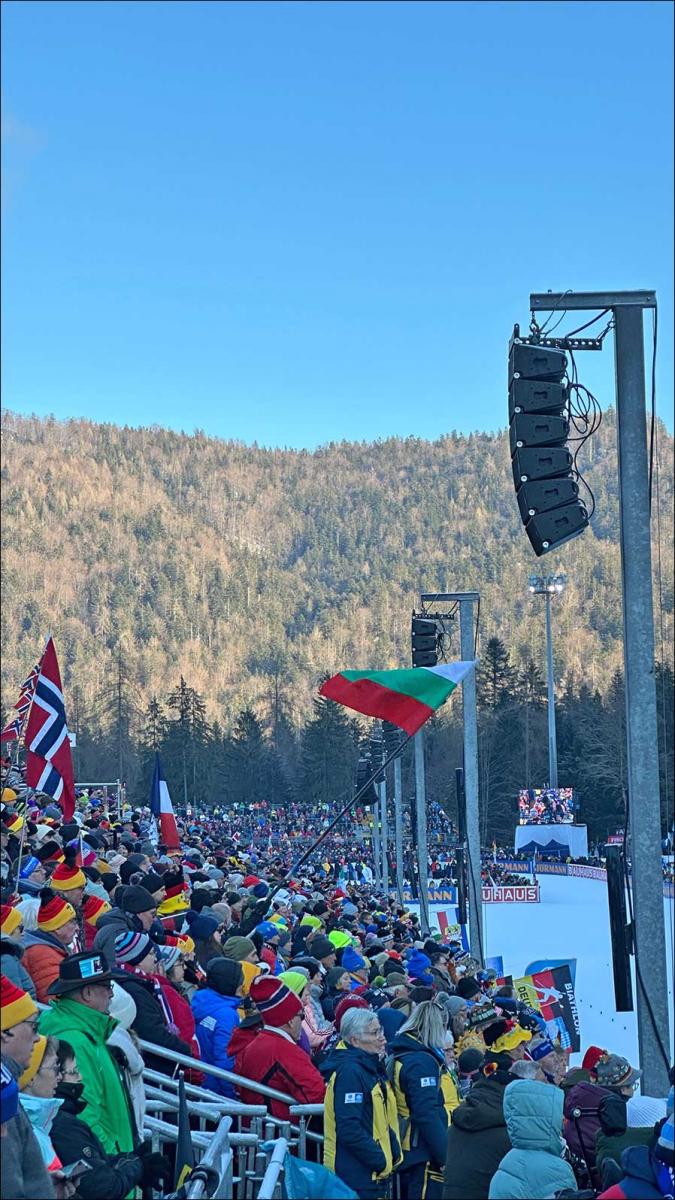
[267, 733, 416, 905]
[12, 811, 28, 896]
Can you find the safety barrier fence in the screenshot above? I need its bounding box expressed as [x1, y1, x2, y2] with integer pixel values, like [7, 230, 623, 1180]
[256, 1139, 289, 1200]
[138, 1037, 325, 1197]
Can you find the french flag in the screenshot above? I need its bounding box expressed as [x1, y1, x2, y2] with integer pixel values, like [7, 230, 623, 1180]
[149, 753, 181, 850]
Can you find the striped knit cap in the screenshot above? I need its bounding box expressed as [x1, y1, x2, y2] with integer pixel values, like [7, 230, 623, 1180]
[50, 863, 86, 892]
[38, 891, 77, 933]
[0, 975, 38, 1030]
[83, 895, 111, 926]
[115, 929, 153, 966]
[0, 905, 23, 936]
[249, 976, 302, 1027]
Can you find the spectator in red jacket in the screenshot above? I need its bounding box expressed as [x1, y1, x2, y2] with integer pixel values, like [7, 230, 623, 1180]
[236, 976, 326, 1121]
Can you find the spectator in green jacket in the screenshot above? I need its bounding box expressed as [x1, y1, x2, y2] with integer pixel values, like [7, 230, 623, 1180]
[39, 951, 136, 1157]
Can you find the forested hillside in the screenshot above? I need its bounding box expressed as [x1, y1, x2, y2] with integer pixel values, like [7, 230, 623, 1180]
[0, 408, 672, 835]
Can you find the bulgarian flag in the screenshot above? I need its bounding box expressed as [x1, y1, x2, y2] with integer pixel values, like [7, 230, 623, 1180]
[320, 660, 477, 735]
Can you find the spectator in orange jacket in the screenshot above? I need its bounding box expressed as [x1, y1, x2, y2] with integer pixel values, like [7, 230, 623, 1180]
[21, 891, 79, 1003]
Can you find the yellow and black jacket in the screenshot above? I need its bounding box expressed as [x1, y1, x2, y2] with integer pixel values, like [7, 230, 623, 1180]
[323, 1041, 402, 1197]
[389, 1032, 460, 1170]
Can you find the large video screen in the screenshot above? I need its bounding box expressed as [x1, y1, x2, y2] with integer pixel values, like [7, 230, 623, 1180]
[518, 787, 575, 825]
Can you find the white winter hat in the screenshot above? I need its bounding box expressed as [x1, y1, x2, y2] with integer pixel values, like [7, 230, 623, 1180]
[109, 981, 137, 1030]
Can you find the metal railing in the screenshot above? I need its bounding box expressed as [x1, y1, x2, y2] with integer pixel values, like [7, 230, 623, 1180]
[138, 1037, 299, 1106]
[256, 1139, 289, 1200]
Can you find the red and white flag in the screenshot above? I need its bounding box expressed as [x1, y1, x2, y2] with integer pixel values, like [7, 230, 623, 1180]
[149, 753, 181, 849]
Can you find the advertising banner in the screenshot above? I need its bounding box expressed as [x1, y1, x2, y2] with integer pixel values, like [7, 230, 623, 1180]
[568, 864, 607, 881]
[402, 887, 458, 904]
[493, 859, 533, 873]
[482, 884, 540, 903]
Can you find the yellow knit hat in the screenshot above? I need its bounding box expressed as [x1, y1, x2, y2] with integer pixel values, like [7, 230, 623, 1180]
[240, 960, 261, 996]
[19, 1035, 48, 1088]
[0, 905, 23, 936]
[0, 978, 38, 1031]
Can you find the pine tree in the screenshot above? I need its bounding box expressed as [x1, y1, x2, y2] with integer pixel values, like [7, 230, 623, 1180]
[480, 637, 516, 709]
[298, 695, 360, 811]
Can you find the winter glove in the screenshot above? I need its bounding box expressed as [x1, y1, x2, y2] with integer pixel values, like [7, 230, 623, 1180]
[139, 1151, 172, 1188]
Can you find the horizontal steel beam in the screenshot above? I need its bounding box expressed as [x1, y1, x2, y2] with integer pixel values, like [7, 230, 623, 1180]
[420, 591, 480, 602]
[530, 290, 656, 311]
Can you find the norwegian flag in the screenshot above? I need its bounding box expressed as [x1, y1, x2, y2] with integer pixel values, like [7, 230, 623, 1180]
[0, 715, 23, 743]
[23, 637, 76, 821]
[0, 659, 41, 742]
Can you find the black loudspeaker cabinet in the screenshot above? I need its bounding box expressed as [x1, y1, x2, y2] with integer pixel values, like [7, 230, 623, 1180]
[605, 844, 633, 1012]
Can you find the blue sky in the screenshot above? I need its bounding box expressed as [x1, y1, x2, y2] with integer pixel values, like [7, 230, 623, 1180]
[2, 0, 673, 448]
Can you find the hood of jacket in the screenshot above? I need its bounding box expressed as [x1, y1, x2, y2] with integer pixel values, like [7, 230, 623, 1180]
[107, 1025, 145, 1076]
[20, 1093, 63, 1132]
[22, 928, 68, 953]
[452, 1075, 508, 1132]
[564, 1080, 615, 1114]
[191, 986, 241, 1022]
[503, 1079, 566, 1154]
[95, 907, 133, 932]
[390, 1030, 445, 1066]
[320, 1040, 382, 1081]
[619, 1144, 661, 1184]
[0, 937, 23, 959]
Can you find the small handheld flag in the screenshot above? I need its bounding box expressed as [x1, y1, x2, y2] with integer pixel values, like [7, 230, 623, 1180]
[174, 1071, 195, 1189]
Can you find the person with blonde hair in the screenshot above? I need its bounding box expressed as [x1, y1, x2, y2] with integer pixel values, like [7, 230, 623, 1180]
[390, 1000, 459, 1199]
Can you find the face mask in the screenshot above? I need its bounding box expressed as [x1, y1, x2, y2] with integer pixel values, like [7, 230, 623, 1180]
[55, 1081, 85, 1104]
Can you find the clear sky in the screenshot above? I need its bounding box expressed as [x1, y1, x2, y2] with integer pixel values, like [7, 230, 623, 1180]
[2, 0, 673, 449]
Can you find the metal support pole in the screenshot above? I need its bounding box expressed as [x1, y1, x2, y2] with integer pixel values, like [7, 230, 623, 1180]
[545, 590, 559, 788]
[614, 303, 670, 1094]
[394, 757, 404, 904]
[459, 600, 484, 966]
[372, 797, 381, 892]
[414, 730, 431, 935]
[379, 780, 389, 894]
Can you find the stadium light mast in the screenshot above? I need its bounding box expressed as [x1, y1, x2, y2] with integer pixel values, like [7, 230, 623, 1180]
[528, 572, 566, 788]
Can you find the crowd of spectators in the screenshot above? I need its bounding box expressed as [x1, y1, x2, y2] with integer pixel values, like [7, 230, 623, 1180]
[1, 776, 673, 1200]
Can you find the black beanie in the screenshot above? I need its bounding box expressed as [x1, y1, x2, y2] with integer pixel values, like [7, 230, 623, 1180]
[311, 936, 335, 961]
[206, 957, 243, 997]
[142, 871, 166, 898]
[120, 885, 156, 914]
[457, 976, 482, 1000]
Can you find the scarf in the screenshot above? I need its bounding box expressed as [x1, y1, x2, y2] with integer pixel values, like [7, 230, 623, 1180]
[118, 963, 175, 1029]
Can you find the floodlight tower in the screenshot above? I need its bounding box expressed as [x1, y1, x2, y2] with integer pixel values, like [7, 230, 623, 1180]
[528, 572, 566, 788]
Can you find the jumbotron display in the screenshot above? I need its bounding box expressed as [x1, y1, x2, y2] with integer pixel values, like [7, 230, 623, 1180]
[518, 787, 576, 825]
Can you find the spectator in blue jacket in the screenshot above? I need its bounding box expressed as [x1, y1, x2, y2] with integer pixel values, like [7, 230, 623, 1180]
[390, 1000, 457, 1200]
[323, 1007, 402, 1200]
[489, 1078, 577, 1199]
[191, 957, 243, 1098]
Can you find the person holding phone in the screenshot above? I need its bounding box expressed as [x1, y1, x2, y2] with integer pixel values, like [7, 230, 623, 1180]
[50, 1039, 171, 1200]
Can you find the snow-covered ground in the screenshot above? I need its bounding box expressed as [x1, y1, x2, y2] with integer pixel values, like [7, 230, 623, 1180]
[411, 873, 674, 1069]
